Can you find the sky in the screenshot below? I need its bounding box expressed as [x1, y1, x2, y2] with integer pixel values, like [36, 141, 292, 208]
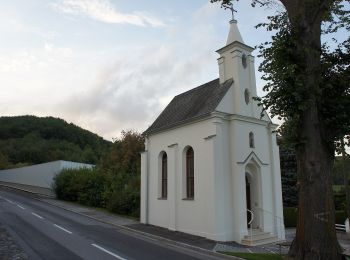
[0, 0, 306, 141]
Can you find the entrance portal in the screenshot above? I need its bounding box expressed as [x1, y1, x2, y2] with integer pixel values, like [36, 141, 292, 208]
[245, 174, 252, 227]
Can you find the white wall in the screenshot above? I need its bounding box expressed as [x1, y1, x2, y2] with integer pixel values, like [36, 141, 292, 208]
[0, 160, 94, 189]
[229, 118, 285, 241]
[142, 112, 285, 242]
[144, 118, 221, 239]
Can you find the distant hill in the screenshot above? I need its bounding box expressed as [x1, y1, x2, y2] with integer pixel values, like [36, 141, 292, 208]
[0, 115, 112, 169]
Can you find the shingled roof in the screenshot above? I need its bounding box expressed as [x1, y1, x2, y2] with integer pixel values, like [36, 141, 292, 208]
[144, 78, 233, 136]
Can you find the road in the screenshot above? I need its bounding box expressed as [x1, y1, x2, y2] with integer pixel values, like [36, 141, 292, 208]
[0, 188, 225, 260]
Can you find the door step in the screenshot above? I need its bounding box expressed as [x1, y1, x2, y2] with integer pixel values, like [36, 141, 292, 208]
[241, 229, 281, 246]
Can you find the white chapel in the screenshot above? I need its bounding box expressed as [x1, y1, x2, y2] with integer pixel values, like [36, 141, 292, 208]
[140, 18, 285, 245]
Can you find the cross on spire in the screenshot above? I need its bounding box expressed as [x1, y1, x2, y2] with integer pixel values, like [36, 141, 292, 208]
[228, 6, 237, 21]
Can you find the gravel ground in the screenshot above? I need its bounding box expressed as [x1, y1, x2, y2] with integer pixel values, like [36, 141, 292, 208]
[0, 224, 27, 260]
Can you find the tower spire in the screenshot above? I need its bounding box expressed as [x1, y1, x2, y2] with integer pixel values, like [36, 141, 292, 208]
[226, 18, 243, 45]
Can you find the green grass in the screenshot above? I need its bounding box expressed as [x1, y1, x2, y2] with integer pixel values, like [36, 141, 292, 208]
[220, 252, 283, 260]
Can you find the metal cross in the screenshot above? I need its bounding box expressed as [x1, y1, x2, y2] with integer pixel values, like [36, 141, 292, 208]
[229, 6, 237, 20]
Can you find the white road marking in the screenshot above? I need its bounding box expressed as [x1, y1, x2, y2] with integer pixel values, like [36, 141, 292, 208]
[247, 248, 253, 253]
[54, 224, 72, 234]
[31, 212, 44, 219]
[91, 243, 127, 260]
[4, 198, 14, 204]
[17, 204, 25, 210]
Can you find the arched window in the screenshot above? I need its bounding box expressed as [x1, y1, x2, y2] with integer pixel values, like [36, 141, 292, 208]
[244, 89, 250, 105]
[161, 152, 167, 198]
[242, 53, 247, 68]
[249, 132, 255, 148]
[186, 147, 194, 199]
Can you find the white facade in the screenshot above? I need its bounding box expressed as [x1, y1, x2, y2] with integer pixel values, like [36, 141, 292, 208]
[0, 160, 94, 189]
[141, 19, 285, 243]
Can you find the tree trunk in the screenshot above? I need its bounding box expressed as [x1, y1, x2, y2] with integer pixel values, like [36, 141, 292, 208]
[288, 106, 342, 259]
[284, 0, 343, 259]
[341, 139, 350, 221]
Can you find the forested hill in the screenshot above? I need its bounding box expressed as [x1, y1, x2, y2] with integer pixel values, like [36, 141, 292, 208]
[0, 116, 112, 169]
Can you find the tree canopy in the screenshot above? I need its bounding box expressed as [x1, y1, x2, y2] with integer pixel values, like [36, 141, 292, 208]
[0, 115, 112, 168]
[212, 0, 349, 259]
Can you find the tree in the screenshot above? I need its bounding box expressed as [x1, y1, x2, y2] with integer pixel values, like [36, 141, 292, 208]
[211, 0, 350, 259]
[0, 151, 9, 170]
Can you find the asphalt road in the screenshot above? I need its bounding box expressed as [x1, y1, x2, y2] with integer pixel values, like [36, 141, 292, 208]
[0, 189, 226, 260]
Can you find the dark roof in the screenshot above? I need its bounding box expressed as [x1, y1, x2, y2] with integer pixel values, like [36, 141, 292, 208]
[144, 78, 233, 136]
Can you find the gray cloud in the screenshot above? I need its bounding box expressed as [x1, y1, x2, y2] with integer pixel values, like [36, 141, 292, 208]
[57, 43, 216, 139]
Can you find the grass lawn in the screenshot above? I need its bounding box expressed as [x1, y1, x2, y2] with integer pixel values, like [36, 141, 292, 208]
[220, 252, 284, 260]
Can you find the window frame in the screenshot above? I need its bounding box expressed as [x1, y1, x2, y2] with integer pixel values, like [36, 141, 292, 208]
[249, 132, 255, 148]
[186, 147, 194, 199]
[161, 152, 168, 199]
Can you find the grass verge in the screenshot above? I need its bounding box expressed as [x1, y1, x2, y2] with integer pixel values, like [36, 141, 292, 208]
[220, 252, 283, 260]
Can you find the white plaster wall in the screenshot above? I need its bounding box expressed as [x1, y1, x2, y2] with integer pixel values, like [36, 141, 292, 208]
[217, 45, 268, 122]
[140, 152, 148, 224]
[143, 115, 285, 242]
[0, 161, 94, 189]
[232, 119, 271, 164]
[211, 118, 234, 241]
[230, 118, 284, 241]
[145, 118, 225, 240]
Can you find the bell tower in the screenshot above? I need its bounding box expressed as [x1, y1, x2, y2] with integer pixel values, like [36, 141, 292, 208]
[216, 18, 262, 119]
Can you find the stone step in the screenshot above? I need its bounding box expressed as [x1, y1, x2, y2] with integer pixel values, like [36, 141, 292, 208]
[241, 229, 282, 246]
[244, 232, 275, 240]
[248, 228, 264, 235]
[241, 235, 280, 246]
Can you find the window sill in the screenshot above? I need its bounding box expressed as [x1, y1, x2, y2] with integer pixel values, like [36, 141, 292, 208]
[157, 197, 167, 200]
[182, 198, 194, 201]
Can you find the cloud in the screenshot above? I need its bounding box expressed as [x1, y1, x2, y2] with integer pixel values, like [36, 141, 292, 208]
[56, 43, 215, 139]
[0, 18, 59, 40]
[51, 0, 165, 27]
[0, 2, 225, 140]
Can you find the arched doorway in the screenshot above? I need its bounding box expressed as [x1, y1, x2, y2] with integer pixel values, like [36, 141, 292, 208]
[245, 174, 252, 227]
[245, 161, 261, 229]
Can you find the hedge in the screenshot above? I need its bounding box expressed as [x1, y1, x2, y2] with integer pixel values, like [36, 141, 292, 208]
[284, 207, 297, 227]
[53, 168, 140, 217]
[283, 207, 347, 227]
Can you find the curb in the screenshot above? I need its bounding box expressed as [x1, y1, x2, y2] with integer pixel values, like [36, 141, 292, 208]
[0, 184, 54, 198]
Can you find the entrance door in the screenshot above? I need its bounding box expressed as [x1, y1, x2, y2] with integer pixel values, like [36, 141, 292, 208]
[245, 175, 252, 227]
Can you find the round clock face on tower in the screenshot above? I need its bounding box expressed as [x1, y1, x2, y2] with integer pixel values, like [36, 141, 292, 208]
[242, 54, 247, 68]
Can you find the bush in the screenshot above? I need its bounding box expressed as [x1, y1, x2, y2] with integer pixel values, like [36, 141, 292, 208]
[53, 167, 106, 207]
[284, 207, 297, 227]
[335, 210, 347, 224]
[334, 192, 346, 210]
[103, 172, 140, 217]
[53, 130, 144, 219]
[283, 207, 347, 227]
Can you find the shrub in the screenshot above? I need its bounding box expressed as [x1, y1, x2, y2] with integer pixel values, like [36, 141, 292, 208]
[335, 210, 347, 224]
[53, 167, 106, 207]
[53, 130, 143, 219]
[104, 172, 140, 217]
[284, 207, 297, 227]
[334, 192, 346, 211]
[283, 207, 347, 226]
